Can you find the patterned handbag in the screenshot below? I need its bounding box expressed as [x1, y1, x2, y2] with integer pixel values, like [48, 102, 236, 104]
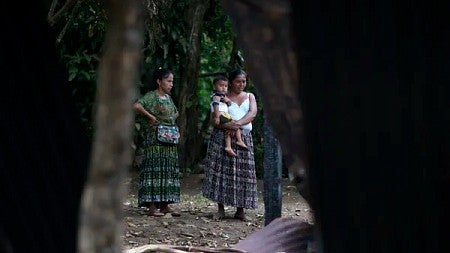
[157, 124, 180, 145]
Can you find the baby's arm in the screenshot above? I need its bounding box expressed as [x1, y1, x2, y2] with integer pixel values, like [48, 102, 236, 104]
[212, 95, 221, 124]
[221, 96, 232, 106]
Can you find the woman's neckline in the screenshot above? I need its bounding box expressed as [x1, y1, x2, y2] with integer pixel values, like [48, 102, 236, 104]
[229, 92, 248, 107]
[155, 90, 167, 99]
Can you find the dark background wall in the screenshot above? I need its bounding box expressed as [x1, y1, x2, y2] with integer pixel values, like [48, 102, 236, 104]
[0, 2, 90, 252]
[291, 0, 450, 252]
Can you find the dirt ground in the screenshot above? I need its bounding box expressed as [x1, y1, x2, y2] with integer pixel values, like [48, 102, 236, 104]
[122, 172, 314, 251]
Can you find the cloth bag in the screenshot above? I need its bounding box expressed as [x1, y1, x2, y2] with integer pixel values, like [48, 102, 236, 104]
[157, 124, 180, 145]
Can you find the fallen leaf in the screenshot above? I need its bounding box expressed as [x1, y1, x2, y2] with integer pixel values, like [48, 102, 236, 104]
[127, 222, 137, 228]
[130, 231, 143, 236]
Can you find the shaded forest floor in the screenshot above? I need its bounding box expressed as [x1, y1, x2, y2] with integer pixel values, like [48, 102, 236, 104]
[122, 172, 314, 251]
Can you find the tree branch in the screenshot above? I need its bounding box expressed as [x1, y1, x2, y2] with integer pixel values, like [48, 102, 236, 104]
[47, 0, 79, 26]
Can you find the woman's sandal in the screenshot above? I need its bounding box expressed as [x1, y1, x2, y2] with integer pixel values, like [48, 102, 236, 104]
[148, 206, 165, 217]
[148, 210, 165, 217]
[161, 207, 181, 217]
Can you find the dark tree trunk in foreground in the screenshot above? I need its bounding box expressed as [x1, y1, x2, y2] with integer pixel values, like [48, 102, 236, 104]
[222, 0, 450, 253]
[219, 0, 308, 200]
[263, 117, 282, 226]
[177, 0, 210, 170]
[77, 1, 143, 252]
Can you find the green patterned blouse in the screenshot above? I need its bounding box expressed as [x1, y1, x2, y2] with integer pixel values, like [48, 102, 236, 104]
[136, 90, 178, 135]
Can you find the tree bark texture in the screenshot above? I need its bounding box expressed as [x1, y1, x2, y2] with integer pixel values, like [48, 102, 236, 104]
[219, 0, 309, 201]
[77, 1, 143, 253]
[177, 0, 210, 170]
[263, 116, 282, 226]
[222, 0, 450, 253]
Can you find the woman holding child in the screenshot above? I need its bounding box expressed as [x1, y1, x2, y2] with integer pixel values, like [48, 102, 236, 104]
[202, 69, 258, 221]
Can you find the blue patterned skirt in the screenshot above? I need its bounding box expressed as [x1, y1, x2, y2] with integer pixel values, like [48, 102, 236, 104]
[202, 128, 258, 209]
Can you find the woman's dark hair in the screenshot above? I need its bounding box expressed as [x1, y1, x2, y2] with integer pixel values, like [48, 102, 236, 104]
[228, 69, 247, 83]
[150, 68, 173, 90]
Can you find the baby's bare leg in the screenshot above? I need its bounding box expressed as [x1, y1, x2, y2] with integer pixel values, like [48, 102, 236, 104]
[235, 129, 248, 149]
[224, 132, 237, 157]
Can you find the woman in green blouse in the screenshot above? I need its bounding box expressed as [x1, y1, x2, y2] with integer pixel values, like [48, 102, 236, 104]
[133, 68, 180, 217]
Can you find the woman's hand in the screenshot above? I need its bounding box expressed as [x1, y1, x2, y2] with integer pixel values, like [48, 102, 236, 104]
[221, 96, 232, 106]
[134, 102, 159, 125]
[223, 121, 241, 131]
[148, 115, 158, 124]
[213, 116, 220, 126]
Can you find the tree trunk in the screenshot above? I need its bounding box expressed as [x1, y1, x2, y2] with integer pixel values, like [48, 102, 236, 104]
[219, 0, 308, 201]
[77, 1, 143, 252]
[227, 36, 243, 70]
[263, 116, 283, 226]
[177, 0, 210, 170]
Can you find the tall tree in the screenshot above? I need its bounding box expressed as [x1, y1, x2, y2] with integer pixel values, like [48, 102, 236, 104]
[177, 0, 210, 169]
[77, 0, 143, 252]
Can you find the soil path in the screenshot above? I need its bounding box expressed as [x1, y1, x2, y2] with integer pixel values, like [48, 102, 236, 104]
[122, 173, 313, 250]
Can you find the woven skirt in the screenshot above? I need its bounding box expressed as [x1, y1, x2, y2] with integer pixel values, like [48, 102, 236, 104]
[202, 128, 258, 209]
[136, 131, 180, 206]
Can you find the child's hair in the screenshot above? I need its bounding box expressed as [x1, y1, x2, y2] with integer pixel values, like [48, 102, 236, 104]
[213, 75, 228, 86]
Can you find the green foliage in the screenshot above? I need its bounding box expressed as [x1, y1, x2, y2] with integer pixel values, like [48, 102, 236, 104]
[139, 2, 189, 95]
[65, 50, 98, 82]
[197, 2, 235, 126]
[55, 0, 266, 178]
[56, 0, 106, 138]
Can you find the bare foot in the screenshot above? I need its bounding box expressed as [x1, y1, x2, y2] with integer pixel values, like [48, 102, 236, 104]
[160, 205, 181, 217]
[236, 141, 248, 150]
[148, 210, 165, 217]
[225, 147, 237, 157]
[148, 206, 164, 217]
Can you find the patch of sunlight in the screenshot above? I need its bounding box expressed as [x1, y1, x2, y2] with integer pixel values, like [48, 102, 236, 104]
[181, 193, 213, 207]
[126, 195, 139, 207]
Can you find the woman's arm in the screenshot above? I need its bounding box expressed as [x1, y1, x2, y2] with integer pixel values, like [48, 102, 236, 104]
[234, 92, 257, 126]
[209, 112, 240, 137]
[210, 112, 226, 128]
[133, 102, 158, 124]
[211, 95, 222, 123]
[217, 93, 257, 131]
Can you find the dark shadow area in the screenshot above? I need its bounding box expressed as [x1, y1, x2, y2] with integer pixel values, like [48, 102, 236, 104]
[0, 2, 90, 253]
[1, 1, 449, 253]
[291, 1, 450, 252]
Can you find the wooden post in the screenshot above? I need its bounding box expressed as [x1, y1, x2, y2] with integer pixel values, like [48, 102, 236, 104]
[263, 116, 282, 226]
